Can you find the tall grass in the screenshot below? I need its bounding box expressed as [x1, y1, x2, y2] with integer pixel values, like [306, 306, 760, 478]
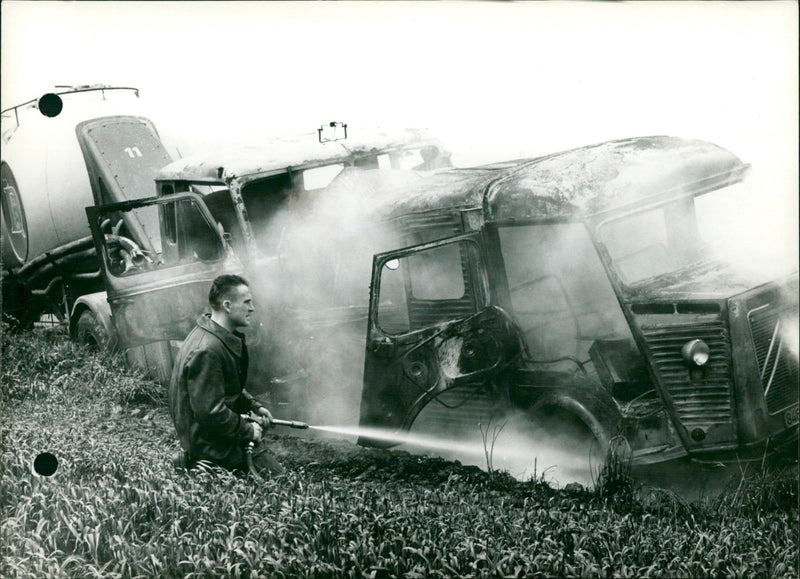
[2, 326, 798, 577]
[1, 323, 163, 407]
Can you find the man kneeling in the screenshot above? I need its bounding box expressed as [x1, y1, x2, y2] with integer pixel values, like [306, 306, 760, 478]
[169, 274, 284, 477]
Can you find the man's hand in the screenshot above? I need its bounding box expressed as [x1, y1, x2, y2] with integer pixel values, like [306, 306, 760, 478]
[255, 406, 275, 429]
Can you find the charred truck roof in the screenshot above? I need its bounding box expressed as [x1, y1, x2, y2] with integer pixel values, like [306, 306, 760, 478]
[377, 136, 747, 220]
[157, 128, 446, 185]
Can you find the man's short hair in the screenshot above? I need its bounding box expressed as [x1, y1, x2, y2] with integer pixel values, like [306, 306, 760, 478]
[209, 274, 249, 310]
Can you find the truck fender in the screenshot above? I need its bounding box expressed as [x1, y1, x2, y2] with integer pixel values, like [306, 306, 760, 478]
[528, 390, 620, 453]
[70, 292, 117, 350]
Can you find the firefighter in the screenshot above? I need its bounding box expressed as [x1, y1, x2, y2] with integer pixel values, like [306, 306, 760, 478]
[169, 274, 284, 476]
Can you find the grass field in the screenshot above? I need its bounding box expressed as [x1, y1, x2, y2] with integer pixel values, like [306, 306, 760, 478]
[1, 325, 798, 578]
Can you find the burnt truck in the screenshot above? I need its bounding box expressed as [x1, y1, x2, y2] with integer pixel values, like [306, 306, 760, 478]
[1, 86, 450, 390]
[85, 130, 449, 394]
[356, 136, 799, 467]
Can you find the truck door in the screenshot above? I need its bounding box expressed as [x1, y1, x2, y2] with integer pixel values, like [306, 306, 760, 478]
[86, 193, 241, 354]
[358, 233, 522, 444]
[77, 116, 173, 249]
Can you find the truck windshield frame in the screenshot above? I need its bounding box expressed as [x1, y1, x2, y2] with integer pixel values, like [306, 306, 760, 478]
[594, 182, 751, 287]
[87, 193, 228, 279]
[372, 233, 488, 338]
[494, 220, 633, 364]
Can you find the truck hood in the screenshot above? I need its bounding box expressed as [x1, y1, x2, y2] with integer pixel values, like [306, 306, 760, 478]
[624, 259, 796, 301]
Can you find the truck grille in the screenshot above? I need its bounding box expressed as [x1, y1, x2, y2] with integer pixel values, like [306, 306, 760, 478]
[748, 303, 799, 415]
[642, 322, 733, 430]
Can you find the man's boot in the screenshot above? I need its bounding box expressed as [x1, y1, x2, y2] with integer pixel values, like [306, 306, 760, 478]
[171, 450, 192, 470]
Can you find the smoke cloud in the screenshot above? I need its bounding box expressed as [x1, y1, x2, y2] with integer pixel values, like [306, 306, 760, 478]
[247, 168, 422, 427]
[695, 175, 797, 284]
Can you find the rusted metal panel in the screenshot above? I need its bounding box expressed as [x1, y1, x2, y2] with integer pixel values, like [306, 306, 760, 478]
[77, 116, 172, 203]
[112, 282, 209, 345]
[728, 274, 800, 440]
[748, 302, 799, 414]
[379, 167, 503, 215]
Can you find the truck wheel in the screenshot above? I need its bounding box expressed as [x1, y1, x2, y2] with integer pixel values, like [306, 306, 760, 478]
[125, 341, 174, 385]
[530, 405, 604, 455]
[526, 403, 610, 484]
[75, 309, 110, 350]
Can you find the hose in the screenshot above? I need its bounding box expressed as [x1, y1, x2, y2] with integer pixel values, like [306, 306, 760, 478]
[245, 442, 267, 482]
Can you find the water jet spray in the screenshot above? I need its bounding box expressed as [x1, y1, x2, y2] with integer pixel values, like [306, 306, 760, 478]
[308, 424, 537, 461]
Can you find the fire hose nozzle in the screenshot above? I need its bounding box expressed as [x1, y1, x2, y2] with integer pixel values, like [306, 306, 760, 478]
[270, 418, 309, 430]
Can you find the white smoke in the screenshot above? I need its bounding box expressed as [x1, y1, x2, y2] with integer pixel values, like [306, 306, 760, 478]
[695, 173, 797, 284]
[406, 408, 602, 487]
[249, 168, 422, 427]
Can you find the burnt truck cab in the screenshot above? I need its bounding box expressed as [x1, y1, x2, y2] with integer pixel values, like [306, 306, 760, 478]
[153, 127, 450, 266]
[85, 126, 450, 406]
[358, 136, 798, 467]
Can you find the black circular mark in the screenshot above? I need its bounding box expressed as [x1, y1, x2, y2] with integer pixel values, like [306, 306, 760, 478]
[34, 452, 59, 476]
[38, 93, 63, 118]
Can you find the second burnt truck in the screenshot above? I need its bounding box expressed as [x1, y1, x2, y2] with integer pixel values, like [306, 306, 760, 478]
[1, 86, 450, 391]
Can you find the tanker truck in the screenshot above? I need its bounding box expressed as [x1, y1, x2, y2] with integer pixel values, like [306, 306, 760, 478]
[1, 85, 172, 330]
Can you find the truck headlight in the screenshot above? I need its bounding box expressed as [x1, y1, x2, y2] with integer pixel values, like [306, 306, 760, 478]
[682, 339, 710, 367]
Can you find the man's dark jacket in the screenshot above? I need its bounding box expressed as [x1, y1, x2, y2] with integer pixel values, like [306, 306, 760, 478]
[169, 315, 265, 470]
